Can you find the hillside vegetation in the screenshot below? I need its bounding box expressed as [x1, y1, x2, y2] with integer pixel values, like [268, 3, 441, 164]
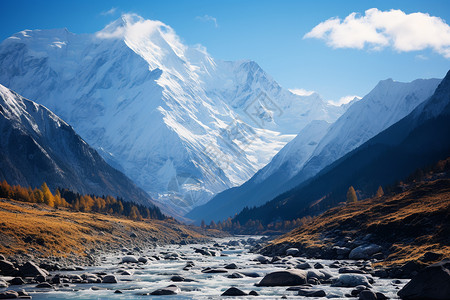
[0, 198, 210, 260]
[261, 158, 450, 266]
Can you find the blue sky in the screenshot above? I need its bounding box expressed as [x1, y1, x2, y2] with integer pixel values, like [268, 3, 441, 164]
[1, 0, 449, 102]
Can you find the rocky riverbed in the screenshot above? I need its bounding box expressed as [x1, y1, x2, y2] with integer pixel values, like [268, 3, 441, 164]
[0, 236, 448, 299]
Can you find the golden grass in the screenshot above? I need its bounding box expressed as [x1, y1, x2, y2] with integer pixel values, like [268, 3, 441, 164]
[271, 178, 450, 266]
[0, 199, 207, 257]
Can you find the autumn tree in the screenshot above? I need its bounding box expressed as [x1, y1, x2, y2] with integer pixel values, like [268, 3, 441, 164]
[376, 186, 384, 198]
[41, 183, 54, 207]
[346, 186, 358, 203]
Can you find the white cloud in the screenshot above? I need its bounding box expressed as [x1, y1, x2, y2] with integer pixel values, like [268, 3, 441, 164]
[304, 8, 450, 58]
[289, 88, 316, 96]
[328, 95, 361, 106]
[196, 15, 218, 28]
[101, 7, 117, 16]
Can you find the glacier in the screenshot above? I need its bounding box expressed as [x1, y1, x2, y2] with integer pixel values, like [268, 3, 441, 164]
[0, 14, 345, 215]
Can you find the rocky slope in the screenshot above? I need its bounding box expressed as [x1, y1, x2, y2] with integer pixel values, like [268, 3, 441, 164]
[0, 84, 155, 207]
[260, 161, 450, 270]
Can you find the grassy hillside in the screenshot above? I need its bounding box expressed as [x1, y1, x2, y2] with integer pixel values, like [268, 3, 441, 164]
[0, 198, 212, 259]
[262, 175, 450, 266]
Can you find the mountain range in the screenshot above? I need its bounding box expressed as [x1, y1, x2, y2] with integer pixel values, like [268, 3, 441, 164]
[233, 70, 450, 225]
[0, 14, 345, 215]
[188, 77, 441, 222]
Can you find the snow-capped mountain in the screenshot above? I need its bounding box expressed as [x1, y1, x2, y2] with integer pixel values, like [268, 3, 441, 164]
[0, 84, 157, 207]
[0, 14, 344, 214]
[234, 70, 450, 224]
[187, 77, 440, 223]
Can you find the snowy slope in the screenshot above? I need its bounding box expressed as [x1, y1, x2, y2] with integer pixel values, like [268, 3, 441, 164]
[0, 14, 344, 214]
[187, 77, 440, 222]
[0, 84, 157, 207]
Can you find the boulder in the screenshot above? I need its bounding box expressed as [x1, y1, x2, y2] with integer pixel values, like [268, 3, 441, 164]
[398, 260, 450, 300]
[307, 270, 332, 281]
[339, 267, 367, 274]
[349, 245, 382, 260]
[420, 252, 444, 263]
[9, 277, 25, 285]
[314, 262, 324, 269]
[334, 246, 351, 256]
[224, 263, 238, 269]
[19, 261, 47, 277]
[0, 260, 16, 275]
[202, 268, 228, 273]
[296, 262, 311, 270]
[249, 290, 259, 296]
[221, 287, 248, 296]
[121, 255, 138, 263]
[286, 248, 300, 256]
[36, 282, 53, 288]
[151, 285, 180, 295]
[102, 275, 118, 283]
[170, 275, 185, 282]
[257, 270, 307, 286]
[332, 274, 371, 287]
[358, 290, 377, 300]
[0, 280, 8, 288]
[240, 272, 261, 278]
[298, 289, 326, 297]
[138, 257, 148, 264]
[0, 291, 19, 299]
[255, 255, 270, 264]
[228, 272, 244, 279]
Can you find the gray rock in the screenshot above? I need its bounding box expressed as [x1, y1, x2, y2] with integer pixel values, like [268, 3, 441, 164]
[314, 262, 324, 269]
[398, 259, 450, 300]
[240, 272, 261, 278]
[36, 282, 53, 288]
[0, 260, 16, 275]
[221, 287, 247, 296]
[307, 269, 332, 281]
[349, 244, 382, 260]
[296, 262, 311, 270]
[102, 275, 118, 283]
[249, 290, 259, 296]
[332, 274, 371, 287]
[286, 248, 300, 256]
[255, 255, 270, 264]
[224, 263, 238, 269]
[334, 246, 351, 256]
[121, 255, 138, 263]
[0, 291, 19, 299]
[228, 272, 244, 279]
[358, 290, 377, 300]
[202, 268, 228, 273]
[9, 277, 25, 285]
[19, 261, 47, 277]
[339, 267, 367, 274]
[35, 274, 46, 282]
[151, 285, 180, 295]
[171, 275, 185, 282]
[298, 289, 326, 297]
[257, 270, 307, 286]
[138, 257, 148, 264]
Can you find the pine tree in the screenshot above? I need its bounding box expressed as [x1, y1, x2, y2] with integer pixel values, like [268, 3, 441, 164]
[376, 186, 384, 198]
[346, 186, 358, 203]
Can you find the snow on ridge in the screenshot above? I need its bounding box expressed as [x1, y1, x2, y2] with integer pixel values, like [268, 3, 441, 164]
[0, 14, 347, 214]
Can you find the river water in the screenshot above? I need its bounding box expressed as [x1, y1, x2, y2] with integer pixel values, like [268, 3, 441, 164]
[2, 236, 407, 299]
